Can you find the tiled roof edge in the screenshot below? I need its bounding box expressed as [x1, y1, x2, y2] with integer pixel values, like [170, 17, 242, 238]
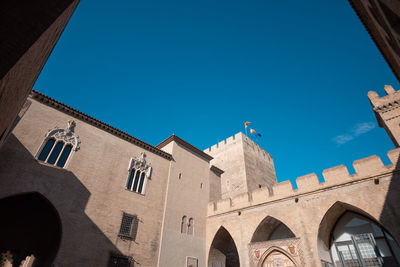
[156, 134, 213, 162]
[30, 90, 173, 161]
[210, 165, 224, 176]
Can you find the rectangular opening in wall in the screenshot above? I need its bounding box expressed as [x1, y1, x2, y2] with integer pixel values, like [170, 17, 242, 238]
[118, 213, 138, 241]
[187, 257, 198, 267]
[108, 253, 133, 267]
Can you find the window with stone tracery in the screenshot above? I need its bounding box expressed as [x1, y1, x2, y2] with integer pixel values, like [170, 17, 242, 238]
[36, 120, 80, 168]
[126, 152, 152, 194]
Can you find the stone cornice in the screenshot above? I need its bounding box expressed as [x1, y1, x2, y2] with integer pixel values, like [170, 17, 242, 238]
[157, 134, 213, 162]
[30, 90, 173, 161]
[210, 165, 224, 176]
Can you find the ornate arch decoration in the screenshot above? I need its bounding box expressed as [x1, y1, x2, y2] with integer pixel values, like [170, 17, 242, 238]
[36, 120, 80, 168]
[128, 152, 152, 179]
[126, 152, 152, 194]
[43, 120, 80, 151]
[257, 246, 299, 267]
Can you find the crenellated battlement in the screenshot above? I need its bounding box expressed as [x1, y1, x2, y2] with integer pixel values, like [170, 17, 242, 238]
[368, 85, 400, 111]
[368, 85, 400, 147]
[207, 148, 400, 216]
[204, 132, 273, 160]
[204, 132, 243, 153]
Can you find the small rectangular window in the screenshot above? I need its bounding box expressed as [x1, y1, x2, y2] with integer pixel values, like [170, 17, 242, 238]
[118, 213, 138, 241]
[187, 257, 198, 267]
[108, 253, 133, 267]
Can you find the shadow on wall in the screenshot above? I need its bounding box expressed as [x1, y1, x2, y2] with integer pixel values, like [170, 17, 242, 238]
[0, 134, 123, 267]
[208, 226, 240, 267]
[379, 152, 400, 244]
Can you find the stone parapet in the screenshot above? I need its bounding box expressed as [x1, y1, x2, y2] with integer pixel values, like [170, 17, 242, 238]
[207, 148, 400, 216]
[204, 132, 273, 160]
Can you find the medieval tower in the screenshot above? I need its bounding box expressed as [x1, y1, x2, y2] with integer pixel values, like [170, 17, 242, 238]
[204, 132, 276, 199]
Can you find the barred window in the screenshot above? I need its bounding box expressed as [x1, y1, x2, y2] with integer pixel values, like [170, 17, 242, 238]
[108, 253, 133, 267]
[118, 213, 138, 241]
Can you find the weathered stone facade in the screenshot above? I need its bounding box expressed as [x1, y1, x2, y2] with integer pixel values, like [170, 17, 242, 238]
[1, 1, 400, 267]
[0, 86, 399, 267]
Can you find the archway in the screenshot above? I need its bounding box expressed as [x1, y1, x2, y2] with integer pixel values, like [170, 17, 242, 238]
[251, 216, 295, 243]
[0, 192, 62, 267]
[249, 216, 298, 267]
[208, 226, 240, 267]
[259, 248, 297, 267]
[318, 202, 400, 267]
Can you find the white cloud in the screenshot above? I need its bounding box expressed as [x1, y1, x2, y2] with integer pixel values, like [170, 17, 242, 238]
[332, 122, 376, 146]
[352, 122, 376, 136]
[332, 134, 353, 145]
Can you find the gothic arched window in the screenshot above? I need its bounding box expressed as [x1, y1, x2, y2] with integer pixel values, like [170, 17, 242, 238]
[329, 212, 400, 266]
[126, 153, 152, 195]
[187, 218, 194, 235]
[181, 216, 187, 234]
[36, 121, 79, 168]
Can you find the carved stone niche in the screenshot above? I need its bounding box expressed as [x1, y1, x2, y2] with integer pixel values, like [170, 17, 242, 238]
[45, 120, 80, 151]
[129, 152, 152, 179]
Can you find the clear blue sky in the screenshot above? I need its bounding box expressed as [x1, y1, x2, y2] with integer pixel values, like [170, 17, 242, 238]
[35, 0, 400, 187]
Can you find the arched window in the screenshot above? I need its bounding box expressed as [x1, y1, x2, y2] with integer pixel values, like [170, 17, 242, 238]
[36, 121, 79, 168]
[181, 216, 187, 234]
[126, 168, 147, 194]
[126, 153, 152, 195]
[187, 218, 194, 235]
[329, 212, 400, 266]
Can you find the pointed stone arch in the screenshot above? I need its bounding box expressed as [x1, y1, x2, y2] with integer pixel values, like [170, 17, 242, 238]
[251, 216, 295, 243]
[208, 226, 240, 267]
[317, 201, 400, 266]
[0, 192, 62, 267]
[258, 246, 299, 267]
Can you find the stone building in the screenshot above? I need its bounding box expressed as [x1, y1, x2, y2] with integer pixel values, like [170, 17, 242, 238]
[0, 0, 79, 150]
[0, 84, 399, 267]
[1, 1, 400, 267]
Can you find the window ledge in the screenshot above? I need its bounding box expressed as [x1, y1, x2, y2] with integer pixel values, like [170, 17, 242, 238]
[124, 188, 146, 197]
[36, 160, 68, 171]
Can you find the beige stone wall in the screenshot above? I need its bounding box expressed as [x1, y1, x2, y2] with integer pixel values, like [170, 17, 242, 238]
[205, 132, 276, 199]
[158, 141, 211, 267]
[241, 133, 276, 193]
[209, 168, 222, 202]
[206, 149, 400, 266]
[0, 98, 171, 266]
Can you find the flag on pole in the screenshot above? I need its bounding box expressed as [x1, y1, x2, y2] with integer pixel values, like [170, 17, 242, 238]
[244, 121, 250, 128]
[250, 128, 256, 134]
